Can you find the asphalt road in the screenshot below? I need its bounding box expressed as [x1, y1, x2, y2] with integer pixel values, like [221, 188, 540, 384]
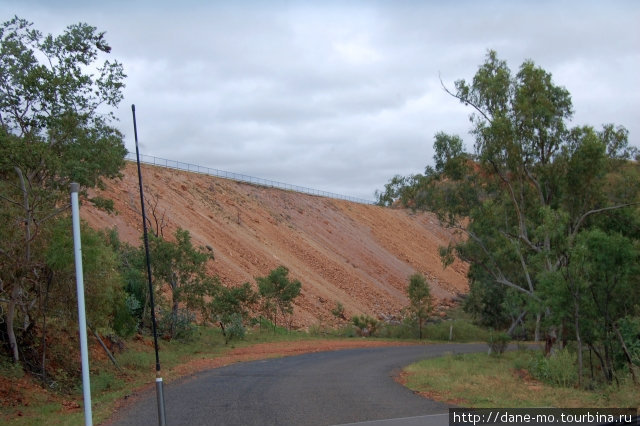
[107, 343, 485, 426]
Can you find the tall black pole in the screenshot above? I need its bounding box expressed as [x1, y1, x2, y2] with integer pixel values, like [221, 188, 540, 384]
[131, 104, 166, 426]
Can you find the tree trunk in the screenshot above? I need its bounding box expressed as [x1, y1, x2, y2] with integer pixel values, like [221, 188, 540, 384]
[534, 312, 542, 342]
[170, 275, 178, 338]
[612, 323, 638, 385]
[7, 166, 32, 364]
[507, 310, 527, 336]
[7, 284, 21, 363]
[574, 301, 583, 387]
[171, 298, 179, 338]
[590, 343, 611, 383]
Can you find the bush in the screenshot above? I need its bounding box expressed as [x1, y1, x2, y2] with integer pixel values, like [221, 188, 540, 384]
[158, 308, 197, 341]
[112, 295, 140, 338]
[528, 348, 578, 387]
[223, 313, 246, 344]
[487, 331, 511, 355]
[352, 315, 379, 337]
[331, 302, 346, 320]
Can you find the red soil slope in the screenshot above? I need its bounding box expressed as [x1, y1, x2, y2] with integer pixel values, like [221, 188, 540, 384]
[84, 162, 468, 327]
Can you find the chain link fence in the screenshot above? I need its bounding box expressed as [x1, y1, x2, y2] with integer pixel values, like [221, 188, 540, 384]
[126, 153, 375, 205]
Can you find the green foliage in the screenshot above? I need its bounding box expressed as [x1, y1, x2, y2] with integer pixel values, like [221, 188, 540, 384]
[406, 273, 433, 339]
[112, 295, 139, 338]
[0, 16, 127, 364]
[209, 282, 257, 343]
[91, 370, 122, 394]
[253, 316, 290, 335]
[331, 302, 346, 320]
[377, 50, 640, 384]
[351, 314, 379, 337]
[257, 266, 302, 330]
[617, 316, 640, 367]
[45, 219, 127, 330]
[487, 331, 511, 355]
[424, 320, 489, 342]
[0, 353, 24, 379]
[149, 228, 217, 339]
[158, 307, 197, 341]
[528, 349, 578, 387]
[89, 196, 116, 213]
[224, 313, 247, 342]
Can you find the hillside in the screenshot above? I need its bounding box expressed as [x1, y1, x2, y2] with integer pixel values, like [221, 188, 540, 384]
[84, 162, 468, 327]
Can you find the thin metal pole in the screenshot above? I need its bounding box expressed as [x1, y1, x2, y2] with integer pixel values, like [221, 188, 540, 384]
[70, 182, 93, 426]
[131, 104, 167, 426]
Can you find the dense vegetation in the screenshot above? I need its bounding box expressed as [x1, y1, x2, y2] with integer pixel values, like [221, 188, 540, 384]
[0, 17, 308, 391]
[0, 16, 127, 381]
[377, 51, 640, 386]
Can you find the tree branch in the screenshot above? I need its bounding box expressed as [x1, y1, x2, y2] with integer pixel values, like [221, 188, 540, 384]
[439, 74, 493, 124]
[572, 202, 640, 237]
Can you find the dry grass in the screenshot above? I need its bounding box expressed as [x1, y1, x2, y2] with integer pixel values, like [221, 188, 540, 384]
[402, 351, 640, 408]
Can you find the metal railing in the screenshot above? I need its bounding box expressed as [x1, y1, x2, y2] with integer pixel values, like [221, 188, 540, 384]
[126, 153, 375, 205]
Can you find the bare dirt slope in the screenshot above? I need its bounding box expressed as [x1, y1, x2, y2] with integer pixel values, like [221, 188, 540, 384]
[84, 162, 468, 327]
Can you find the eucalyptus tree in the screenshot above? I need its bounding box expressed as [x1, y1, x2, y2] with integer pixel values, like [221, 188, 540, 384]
[0, 17, 126, 362]
[378, 51, 639, 344]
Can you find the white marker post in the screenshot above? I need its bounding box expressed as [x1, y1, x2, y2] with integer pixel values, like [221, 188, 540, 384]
[71, 182, 93, 426]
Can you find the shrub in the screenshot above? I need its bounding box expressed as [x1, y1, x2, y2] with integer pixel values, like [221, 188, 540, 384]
[112, 295, 140, 338]
[331, 302, 346, 320]
[352, 315, 379, 337]
[487, 331, 511, 355]
[223, 313, 246, 343]
[528, 348, 578, 387]
[158, 308, 197, 341]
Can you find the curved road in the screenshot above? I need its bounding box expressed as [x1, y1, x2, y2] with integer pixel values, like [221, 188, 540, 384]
[107, 343, 485, 426]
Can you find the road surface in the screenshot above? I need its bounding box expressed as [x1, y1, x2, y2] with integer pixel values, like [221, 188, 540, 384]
[107, 343, 485, 426]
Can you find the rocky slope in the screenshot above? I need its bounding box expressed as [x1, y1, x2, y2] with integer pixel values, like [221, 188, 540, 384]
[84, 162, 468, 327]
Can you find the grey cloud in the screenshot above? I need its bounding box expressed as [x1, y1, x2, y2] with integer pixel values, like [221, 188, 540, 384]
[1, 0, 638, 201]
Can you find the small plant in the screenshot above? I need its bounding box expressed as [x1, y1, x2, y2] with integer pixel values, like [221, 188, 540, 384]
[528, 348, 578, 387]
[158, 308, 197, 341]
[0, 354, 24, 379]
[352, 314, 379, 337]
[223, 313, 246, 344]
[331, 302, 346, 320]
[487, 331, 511, 355]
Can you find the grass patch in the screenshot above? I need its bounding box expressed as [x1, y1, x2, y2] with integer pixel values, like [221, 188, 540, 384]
[402, 350, 640, 408]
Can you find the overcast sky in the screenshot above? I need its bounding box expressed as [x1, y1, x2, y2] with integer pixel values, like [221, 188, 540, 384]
[2, 1, 639, 201]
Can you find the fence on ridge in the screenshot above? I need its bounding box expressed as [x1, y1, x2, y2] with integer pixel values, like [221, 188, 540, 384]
[126, 153, 375, 205]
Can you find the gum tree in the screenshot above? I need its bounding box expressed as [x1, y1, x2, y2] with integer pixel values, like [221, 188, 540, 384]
[378, 51, 639, 345]
[0, 16, 126, 362]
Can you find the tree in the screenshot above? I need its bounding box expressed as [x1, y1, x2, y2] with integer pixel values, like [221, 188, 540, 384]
[379, 50, 639, 346]
[148, 228, 216, 339]
[406, 273, 433, 339]
[257, 266, 302, 330]
[0, 16, 126, 363]
[208, 282, 257, 343]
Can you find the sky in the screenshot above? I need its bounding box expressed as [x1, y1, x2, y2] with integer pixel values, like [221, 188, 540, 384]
[2, 1, 639, 201]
